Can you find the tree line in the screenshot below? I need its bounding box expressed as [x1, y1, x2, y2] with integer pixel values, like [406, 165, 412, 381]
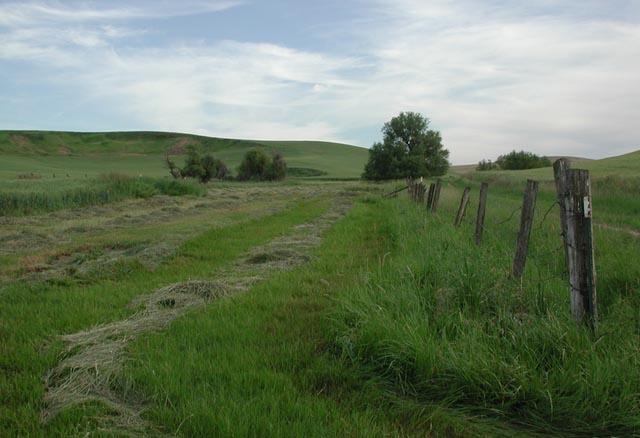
[167, 146, 287, 183]
[477, 150, 551, 171]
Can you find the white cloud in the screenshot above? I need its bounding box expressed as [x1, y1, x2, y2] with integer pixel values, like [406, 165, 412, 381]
[347, 0, 640, 162]
[1, 0, 639, 163]
[0, 1, 243, 26]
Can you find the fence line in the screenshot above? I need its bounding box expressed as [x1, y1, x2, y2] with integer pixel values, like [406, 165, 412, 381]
[387, 161, 598, 331]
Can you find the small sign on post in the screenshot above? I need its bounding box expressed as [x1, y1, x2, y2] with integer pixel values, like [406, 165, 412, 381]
[554, 162, 598, 332]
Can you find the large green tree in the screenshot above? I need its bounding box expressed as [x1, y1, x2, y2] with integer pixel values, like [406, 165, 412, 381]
[362, 112, 449, 180]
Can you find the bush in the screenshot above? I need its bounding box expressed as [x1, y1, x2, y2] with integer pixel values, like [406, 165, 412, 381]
[495, 150, 551, 170]
[476, 159, 498, 171]
[237, 148, 287, 181]
[167, 146, 229, 183]
[265, 152, 287, 181]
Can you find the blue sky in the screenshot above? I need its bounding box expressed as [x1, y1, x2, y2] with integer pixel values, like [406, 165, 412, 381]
[0, 0, 638, 164]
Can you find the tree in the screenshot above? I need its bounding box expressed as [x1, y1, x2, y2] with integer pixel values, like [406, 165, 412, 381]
[362, 112, 449, 180]
[238, 148, 269, 181]
[167, 145, 229, 183]
[265, 151, 287, 181]
[237, 148, 287, 181]
[476, 159, 498, 171]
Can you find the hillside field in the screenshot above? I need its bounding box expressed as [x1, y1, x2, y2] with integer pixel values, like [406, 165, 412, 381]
[0, 131, 368, 180]
[1, 137, 639, 436]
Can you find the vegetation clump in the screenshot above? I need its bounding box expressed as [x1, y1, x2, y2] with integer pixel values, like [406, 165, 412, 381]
[362, 111, 449, 180]
[476, 159, 498, 171]
[237, 148, 287, 181]
[478, 150, 551, 171]
[166, 145, 229, 183]
[0, 173, 205, 216]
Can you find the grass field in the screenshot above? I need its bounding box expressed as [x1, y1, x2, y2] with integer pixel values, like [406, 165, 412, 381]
[1, 136, 639, 436]
[0, 130, 368, 180]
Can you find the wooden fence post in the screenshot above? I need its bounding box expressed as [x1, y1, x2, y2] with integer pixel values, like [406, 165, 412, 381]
[475, 182, 488, 245]
[454, 187, 471, 227]
[512, 179, 539, 277]
[553, 159, 571, 272]
[426, 183, 435, 209]
[556, 168, 598, 331]
[418, 183, 426, 204]
[430, 179, 442, 212]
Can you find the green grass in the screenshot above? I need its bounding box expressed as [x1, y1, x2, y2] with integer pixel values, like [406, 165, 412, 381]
[0, 198, 331, 436]
[327, 184, 640, 436]
[0, 130, 368, 179]
[0, 173, 205, 216]
[116, 197, 527, 437]
[463, 151, 640, 230]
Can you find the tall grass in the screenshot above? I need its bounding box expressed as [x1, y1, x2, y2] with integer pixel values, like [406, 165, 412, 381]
[0, 174, 205, 216]
[328, 188, 640, 435]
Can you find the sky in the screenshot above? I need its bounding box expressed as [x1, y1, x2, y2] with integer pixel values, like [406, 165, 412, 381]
[0, 0, 639, 164]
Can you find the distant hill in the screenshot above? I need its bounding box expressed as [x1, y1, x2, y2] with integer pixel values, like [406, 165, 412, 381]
[0, 130, 369, 179]
[455, 150, 640, 182]
[450, 155, 593, 174]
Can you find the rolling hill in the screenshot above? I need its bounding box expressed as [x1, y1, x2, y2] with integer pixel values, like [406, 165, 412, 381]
[457, 150, 640, 182]
[0, 130, 369, 179]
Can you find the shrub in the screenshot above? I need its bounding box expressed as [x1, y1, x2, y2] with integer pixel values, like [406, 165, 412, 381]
[265, 152, 287, 181]
[167, 146, 229, 183]
[237, 149, 287, 181]
[495, 150, 551, 170]
[476, 159, 498, 171]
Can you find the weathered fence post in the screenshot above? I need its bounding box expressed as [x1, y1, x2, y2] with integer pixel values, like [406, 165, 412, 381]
[555, 167, 598, 331]
[454, 187, 471, 227]
[430, 179, 442, 212]
[512, 179, 539, 277]
[554, 159, 571, 271]
[475, 182, 488, 245]
[418, 183, 426, 204]
[426, 183, 436, 209]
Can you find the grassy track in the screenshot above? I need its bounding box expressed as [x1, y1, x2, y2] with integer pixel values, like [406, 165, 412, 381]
[0, 198, 330, 436]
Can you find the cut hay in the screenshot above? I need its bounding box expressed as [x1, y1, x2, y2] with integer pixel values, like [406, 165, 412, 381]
[41, 196, 355, 434]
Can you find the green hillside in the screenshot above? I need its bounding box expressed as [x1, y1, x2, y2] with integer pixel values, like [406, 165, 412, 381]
[464, 150, 640, 183]
[0, 131, 368, 179]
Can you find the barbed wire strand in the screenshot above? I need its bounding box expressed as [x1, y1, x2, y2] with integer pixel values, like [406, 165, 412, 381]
[535, 201, 560, 230]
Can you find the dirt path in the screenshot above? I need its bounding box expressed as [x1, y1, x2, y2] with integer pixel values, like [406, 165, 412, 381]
[41, 197, 353, 435]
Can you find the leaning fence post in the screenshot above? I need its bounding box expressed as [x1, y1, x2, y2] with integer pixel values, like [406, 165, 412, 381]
[430, 179, 442, 212]
[426, 183, 436, 209]
[556, 168, 598, 332]
[512, 179, 539, 277]
[455, 187, 471, 227]
[475, 182, 488, 245]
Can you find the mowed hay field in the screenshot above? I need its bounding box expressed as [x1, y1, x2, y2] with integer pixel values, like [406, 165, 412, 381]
[1, 136, 640, 436]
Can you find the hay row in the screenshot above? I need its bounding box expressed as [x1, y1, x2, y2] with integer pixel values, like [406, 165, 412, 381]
[41, 197, 353, 435]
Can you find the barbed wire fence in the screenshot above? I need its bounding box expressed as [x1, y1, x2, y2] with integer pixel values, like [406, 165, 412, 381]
[387, 159, 597, 331]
